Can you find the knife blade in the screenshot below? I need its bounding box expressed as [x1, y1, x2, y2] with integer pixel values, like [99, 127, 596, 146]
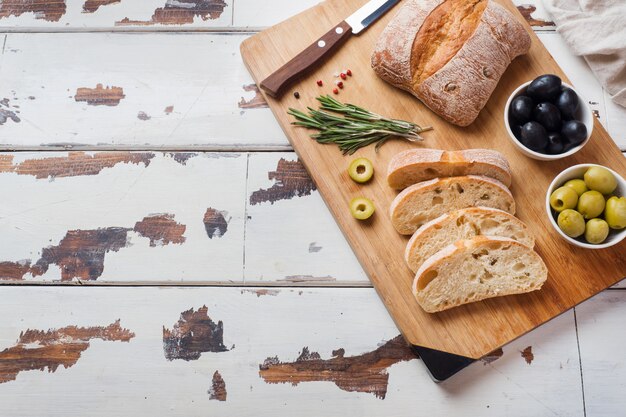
[259, 0, 400, 98]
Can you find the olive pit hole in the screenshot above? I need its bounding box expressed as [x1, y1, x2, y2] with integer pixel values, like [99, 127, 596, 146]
[356, 165, 366, 174]
[357, 204, 366, 212]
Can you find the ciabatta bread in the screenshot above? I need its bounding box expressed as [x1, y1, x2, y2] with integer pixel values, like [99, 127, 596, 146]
[413, 236, 547, 313]
[387, 149, 512, 190]
[405, 207, 534, 272]
[371, 0, 531, 126]
[390, 175, 515, 235]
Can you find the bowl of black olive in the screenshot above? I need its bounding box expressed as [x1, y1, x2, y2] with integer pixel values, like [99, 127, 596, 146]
[504, 74, 593, 161]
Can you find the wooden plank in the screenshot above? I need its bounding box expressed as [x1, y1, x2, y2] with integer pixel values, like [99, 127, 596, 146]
[0, 286, 584, 416]
[0, 0, 233, 31]
[234, 0, 555, 31]
[240, 0, 626, 358]
[0, 151, 371, 285]
[604, 92, 626, 152]
[0, 32, 621, 151]
[244, 152, 367, 284]
[0, 33, 286, 150]
[575, 290, 626, 417]
[0, 151, 246, 283]
[0, 0, 552, 31]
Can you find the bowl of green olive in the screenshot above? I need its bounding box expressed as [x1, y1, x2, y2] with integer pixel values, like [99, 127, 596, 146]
[546, 164, 626, 248]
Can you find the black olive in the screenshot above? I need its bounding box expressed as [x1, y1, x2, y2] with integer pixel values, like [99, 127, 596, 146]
[520, 121, 548, 152]
[527, 74, 562, 102]
[546, 132, 565, 154]
[510, 95, 534, 123]
[561, 120, 587, 147]
[532, 102, 562, 131]
[556, 88, 579, 120]
[510, 122, 523, 139]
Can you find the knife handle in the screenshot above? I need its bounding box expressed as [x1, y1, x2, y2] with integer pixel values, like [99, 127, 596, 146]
[260, 21, 353, 98]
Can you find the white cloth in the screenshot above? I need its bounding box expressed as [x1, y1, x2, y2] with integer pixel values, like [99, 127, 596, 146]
[541, 0, 626, 107]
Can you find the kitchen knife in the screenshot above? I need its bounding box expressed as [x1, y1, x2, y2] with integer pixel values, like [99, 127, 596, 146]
[259, 0, 400, 98]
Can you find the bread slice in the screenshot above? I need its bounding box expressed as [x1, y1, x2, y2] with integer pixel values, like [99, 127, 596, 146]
[387, 149, 512, 190]
[413, 236, 547, 313]
[371, 0, 531, 126]
[390, 175, 515, 235]
[405, 207, 534, 272]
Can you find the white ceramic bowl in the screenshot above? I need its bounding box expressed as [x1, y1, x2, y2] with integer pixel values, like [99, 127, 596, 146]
[504, 81, 594, 161]
[546, 164, 626, 249]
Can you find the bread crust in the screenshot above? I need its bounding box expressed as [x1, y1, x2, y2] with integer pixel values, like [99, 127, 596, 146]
[387, 148, 512, 189]
[389, 175, 515, 235]
[404, 206, 534, 272]
[413, 236, 547, 313]
[372, 0, 531, 126]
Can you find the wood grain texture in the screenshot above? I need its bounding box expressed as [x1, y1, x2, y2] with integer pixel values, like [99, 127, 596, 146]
[0, 31, 622, 150]
[0, 33, 286, 150]
[0, 0, 550, 31]
[0, 0, 233, 30]
[576, 291, 626, 417]
[0, 151, 375, 285]
[244, 153, 367, 284]
[0, 152, 246, 282]
[0, 286, 584, 416]
[240, 0, 626, 358]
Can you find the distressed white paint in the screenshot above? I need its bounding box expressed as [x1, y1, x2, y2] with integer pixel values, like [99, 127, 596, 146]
[0, 33, 286, 149]
[575, 291, 626, 417]
[0, 152, 247, 282]
[244, 153, 367, 283]
[1, 150, 623, 286]
[233, 0, 319, 28]
[0, 286, 584, 417]
[0, 0, 233, 31]
[604, 91, 626, 152]
[0, 32, 623, 151]
[513, 0, 555, 30]
[0, 0, 551, 31]
[0, 0, 622, 412]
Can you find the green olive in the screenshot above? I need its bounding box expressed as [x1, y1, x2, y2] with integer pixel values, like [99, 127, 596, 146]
[605, 196, 626, 230]
[348, 158, 374, 183]
[577, 190, 606, 219]
[350, 197, 375, 220]
[584, 166, 617, 194]
[585, 218, 609, 244]
[550, 186, 579, 212]
[557, 209, 585, 238]
[563, 179, 588, 196]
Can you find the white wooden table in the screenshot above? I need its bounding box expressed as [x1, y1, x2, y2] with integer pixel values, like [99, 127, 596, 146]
[0, 1, 624, 416]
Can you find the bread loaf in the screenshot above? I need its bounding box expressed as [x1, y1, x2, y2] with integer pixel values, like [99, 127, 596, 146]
[388, 148, 512, 190]
[413, 236, 547, 313]
[405, 207, 534, 272]
[390, 175, 515, 235]
[371, 0, 531, 126]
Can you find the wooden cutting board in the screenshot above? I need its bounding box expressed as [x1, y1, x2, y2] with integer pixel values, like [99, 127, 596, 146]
[240, 0, 626, 359]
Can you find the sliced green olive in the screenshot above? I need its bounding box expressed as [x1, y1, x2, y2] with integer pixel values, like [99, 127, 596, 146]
[350, 197, 375, 220]
[550, 186, 578, 212]
[348, 158, 374, 183]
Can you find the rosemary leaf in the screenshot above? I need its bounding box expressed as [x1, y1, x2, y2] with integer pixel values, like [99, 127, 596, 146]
[288, 95, 432, 155]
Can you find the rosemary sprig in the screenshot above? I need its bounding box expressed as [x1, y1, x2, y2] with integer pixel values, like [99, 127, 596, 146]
[288, 95, 432, 155]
